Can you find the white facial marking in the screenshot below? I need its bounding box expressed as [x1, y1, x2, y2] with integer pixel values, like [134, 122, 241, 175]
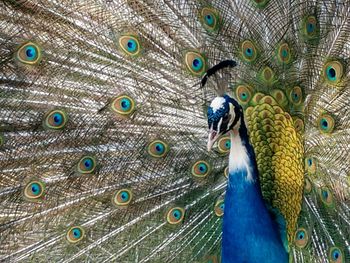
[227, 103, 236, 128]
[228, 130, 254, 183]
[210, 97, 226, 113]
[217, 117, 223, 133]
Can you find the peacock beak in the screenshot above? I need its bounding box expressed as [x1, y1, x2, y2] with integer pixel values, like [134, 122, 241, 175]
[207, 129, 220, 152]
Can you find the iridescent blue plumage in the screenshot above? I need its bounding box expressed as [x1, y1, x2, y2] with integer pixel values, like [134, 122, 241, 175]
[207, 95, 288, 263]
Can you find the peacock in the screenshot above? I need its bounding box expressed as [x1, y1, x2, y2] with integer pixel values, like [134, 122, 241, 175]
[0, 0, 349, 262]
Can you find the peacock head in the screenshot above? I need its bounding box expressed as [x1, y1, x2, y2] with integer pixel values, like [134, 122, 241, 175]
[207, 94, 243, 151]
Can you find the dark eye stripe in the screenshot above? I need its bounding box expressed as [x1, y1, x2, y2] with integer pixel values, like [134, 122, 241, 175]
[229, 106, 241, 130]
[220, 123, 229, 133]
[222, 115, 230, 124]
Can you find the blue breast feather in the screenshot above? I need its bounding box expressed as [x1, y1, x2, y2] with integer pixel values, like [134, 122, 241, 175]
[221, 126, 288, 263]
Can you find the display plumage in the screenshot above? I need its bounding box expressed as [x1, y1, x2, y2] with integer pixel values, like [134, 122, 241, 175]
[0, 0, 349, 262]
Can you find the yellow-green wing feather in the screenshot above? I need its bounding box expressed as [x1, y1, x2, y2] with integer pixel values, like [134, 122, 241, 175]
[245, 95, 304, 243]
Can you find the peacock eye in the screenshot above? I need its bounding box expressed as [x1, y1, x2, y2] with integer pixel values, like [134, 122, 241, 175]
[328, 247, 343, 263]
[118, 35, 141, 56]
[185, 51, 207, 76]
[323, 61, 344, 85]
[317, 113, 335, 134]
[191, 160, 211, 178]
[147, 140, 169, 158]
[236, 85, 253, 105]
[166, 207, 185, 225]
[200, 7, 221, 32]
[16, 42, 42, 65]
[77, 156, 97, 174]
[217, 136, 231, 154]
[293, 117, 304, 133]
[214, 199, 224, 217]
[112, 189, 133, 206]
[241, 40, 258, 63]
[289, 86, 303, 105]
[277, 43, 292, 64]
[66, 226, 84, 243]
[319, 186, 334, 207]
[305, 157, 316, 174]
[302, 16, 319, 40]
[294, 228, 309, 248]
[24, 181, 45, 200]
[111, 95, 136, 117]
[43, 109, 68, 130]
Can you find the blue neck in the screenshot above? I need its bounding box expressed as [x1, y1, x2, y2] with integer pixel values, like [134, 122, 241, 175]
[221, 123, 288, 263]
